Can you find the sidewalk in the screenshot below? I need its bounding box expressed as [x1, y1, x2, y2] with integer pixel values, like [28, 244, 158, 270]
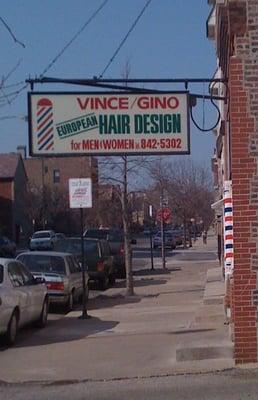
[0, 234, 234, 384]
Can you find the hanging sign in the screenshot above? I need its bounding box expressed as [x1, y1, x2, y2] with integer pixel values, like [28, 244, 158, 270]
[28, 91, 190, 156]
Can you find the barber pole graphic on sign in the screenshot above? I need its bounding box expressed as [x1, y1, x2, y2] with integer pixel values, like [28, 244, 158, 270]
[224, 180, 234, 276]
[37, 98, 54, 152]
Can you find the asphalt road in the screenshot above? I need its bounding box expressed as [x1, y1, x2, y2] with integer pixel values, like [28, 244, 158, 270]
[0, 369, 258, 400]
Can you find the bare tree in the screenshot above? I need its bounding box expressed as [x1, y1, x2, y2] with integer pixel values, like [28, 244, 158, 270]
[99, 154, 152, 295]
[147, 158, 214, 246]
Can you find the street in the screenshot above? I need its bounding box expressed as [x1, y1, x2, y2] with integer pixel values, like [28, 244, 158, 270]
[1, 369, 258, 400]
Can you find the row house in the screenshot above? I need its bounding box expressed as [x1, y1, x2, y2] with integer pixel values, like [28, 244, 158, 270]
[0, 153, 29, 244]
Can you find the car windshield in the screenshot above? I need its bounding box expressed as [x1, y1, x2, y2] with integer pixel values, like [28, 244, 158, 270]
[17, 254, 66, 275]
[108, 232, 124, 242]
[32, 232, 51, 239]
[84, 229, 108, 239]
[0, 265, 3, 283]
[57, 239, 98, 255]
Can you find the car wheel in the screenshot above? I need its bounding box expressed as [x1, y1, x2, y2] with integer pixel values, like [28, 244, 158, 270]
[109, 274, 116, 285]
[6, 310, 18, 346]
[79, 284, 89, 304]
[36, 298, 48, 328]
[117, 267, 126, 279]
[99, 275, 109, 291]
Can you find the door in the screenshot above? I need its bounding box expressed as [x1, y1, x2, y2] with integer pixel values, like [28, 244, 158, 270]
[67, 256, 83, 301]
[7, 262, 31, 325]
[19, 262, 44, 320]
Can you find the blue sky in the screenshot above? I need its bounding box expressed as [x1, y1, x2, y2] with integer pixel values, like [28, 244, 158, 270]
[1, 0, 216, 165]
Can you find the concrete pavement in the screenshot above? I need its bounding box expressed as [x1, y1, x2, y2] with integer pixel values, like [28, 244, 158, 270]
[0, 232, 234, 384]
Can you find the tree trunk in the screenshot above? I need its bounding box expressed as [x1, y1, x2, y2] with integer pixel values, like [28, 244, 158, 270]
[183, 219, 187, 249]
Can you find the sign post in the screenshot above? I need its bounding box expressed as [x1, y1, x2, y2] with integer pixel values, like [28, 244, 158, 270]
[149, 205, 154, 271]
[156, 203, 172, 270]
[69, 178, 92, 319]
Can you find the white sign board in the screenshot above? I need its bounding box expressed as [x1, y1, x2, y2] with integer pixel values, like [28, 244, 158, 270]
[69, 178, 92, 209]
[28, 92, 190, 156]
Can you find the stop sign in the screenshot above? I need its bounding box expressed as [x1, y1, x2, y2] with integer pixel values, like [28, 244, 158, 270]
[156, 207, 172, 222]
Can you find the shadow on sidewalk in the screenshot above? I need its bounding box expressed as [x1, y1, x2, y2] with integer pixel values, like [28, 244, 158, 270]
[114, 277, 168, 289]
[88, 293, 142, 310]
[133, 250, 177, 260]
[133, 267, 181, 276]
[0, 316, 118, 350]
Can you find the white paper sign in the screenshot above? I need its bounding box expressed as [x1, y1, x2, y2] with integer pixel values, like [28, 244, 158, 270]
[69, 178, 92, 208]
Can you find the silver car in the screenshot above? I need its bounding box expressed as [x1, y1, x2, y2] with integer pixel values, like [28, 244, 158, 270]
[29, 230, 57, 250]
[17, 251, 88, 311]
[0, 258, 48, 345]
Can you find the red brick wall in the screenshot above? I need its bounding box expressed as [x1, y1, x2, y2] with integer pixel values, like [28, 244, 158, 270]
[0, 180, 13, 238]
[228, 0, 258, 364]
[24, 156, 98, 190]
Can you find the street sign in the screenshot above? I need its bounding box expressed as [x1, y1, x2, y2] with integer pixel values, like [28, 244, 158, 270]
[28, 92, 190, 156]
[69, 178, 92, 208]
[156, 207, 172, 222]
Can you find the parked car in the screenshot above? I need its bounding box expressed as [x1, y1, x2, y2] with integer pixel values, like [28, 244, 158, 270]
[56, 237, 115, 290]
[0, 258, 48, 345]
[16, 251, 87, 311]
[84, 229, 135, 279]
[29, 230, 57, 251]
[153, 231, 176, 249]
[0, 236, 16, 257]
[168, 228, 184, 246]
[54, 233, 66, 242]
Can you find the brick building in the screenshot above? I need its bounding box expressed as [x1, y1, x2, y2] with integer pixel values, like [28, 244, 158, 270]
[24, 154, 98, 191]
[22, 149, 98, 234]
[0, 153, 29, 244]
[207, 0, 258, 363]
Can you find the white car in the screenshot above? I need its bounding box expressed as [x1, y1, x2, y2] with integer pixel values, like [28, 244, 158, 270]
[17, 251, 88, 311]
[0, 258, 48, 345]
[29, 230, 57, 250]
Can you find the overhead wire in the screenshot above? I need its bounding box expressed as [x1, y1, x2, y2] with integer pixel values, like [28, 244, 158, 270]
[0, 0, 109, 108]
[39, 0, 109, 78]
[99, 0, 153, 78]
[0, 59, 23, 88]
[1, 81, 25, 89]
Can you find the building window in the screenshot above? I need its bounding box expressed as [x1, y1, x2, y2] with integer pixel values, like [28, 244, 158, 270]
[53, 169, 60, 183]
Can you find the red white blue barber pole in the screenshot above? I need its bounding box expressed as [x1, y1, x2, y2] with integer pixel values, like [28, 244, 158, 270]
[37, 98, 54, 152]
[224, 180, 234, 276]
